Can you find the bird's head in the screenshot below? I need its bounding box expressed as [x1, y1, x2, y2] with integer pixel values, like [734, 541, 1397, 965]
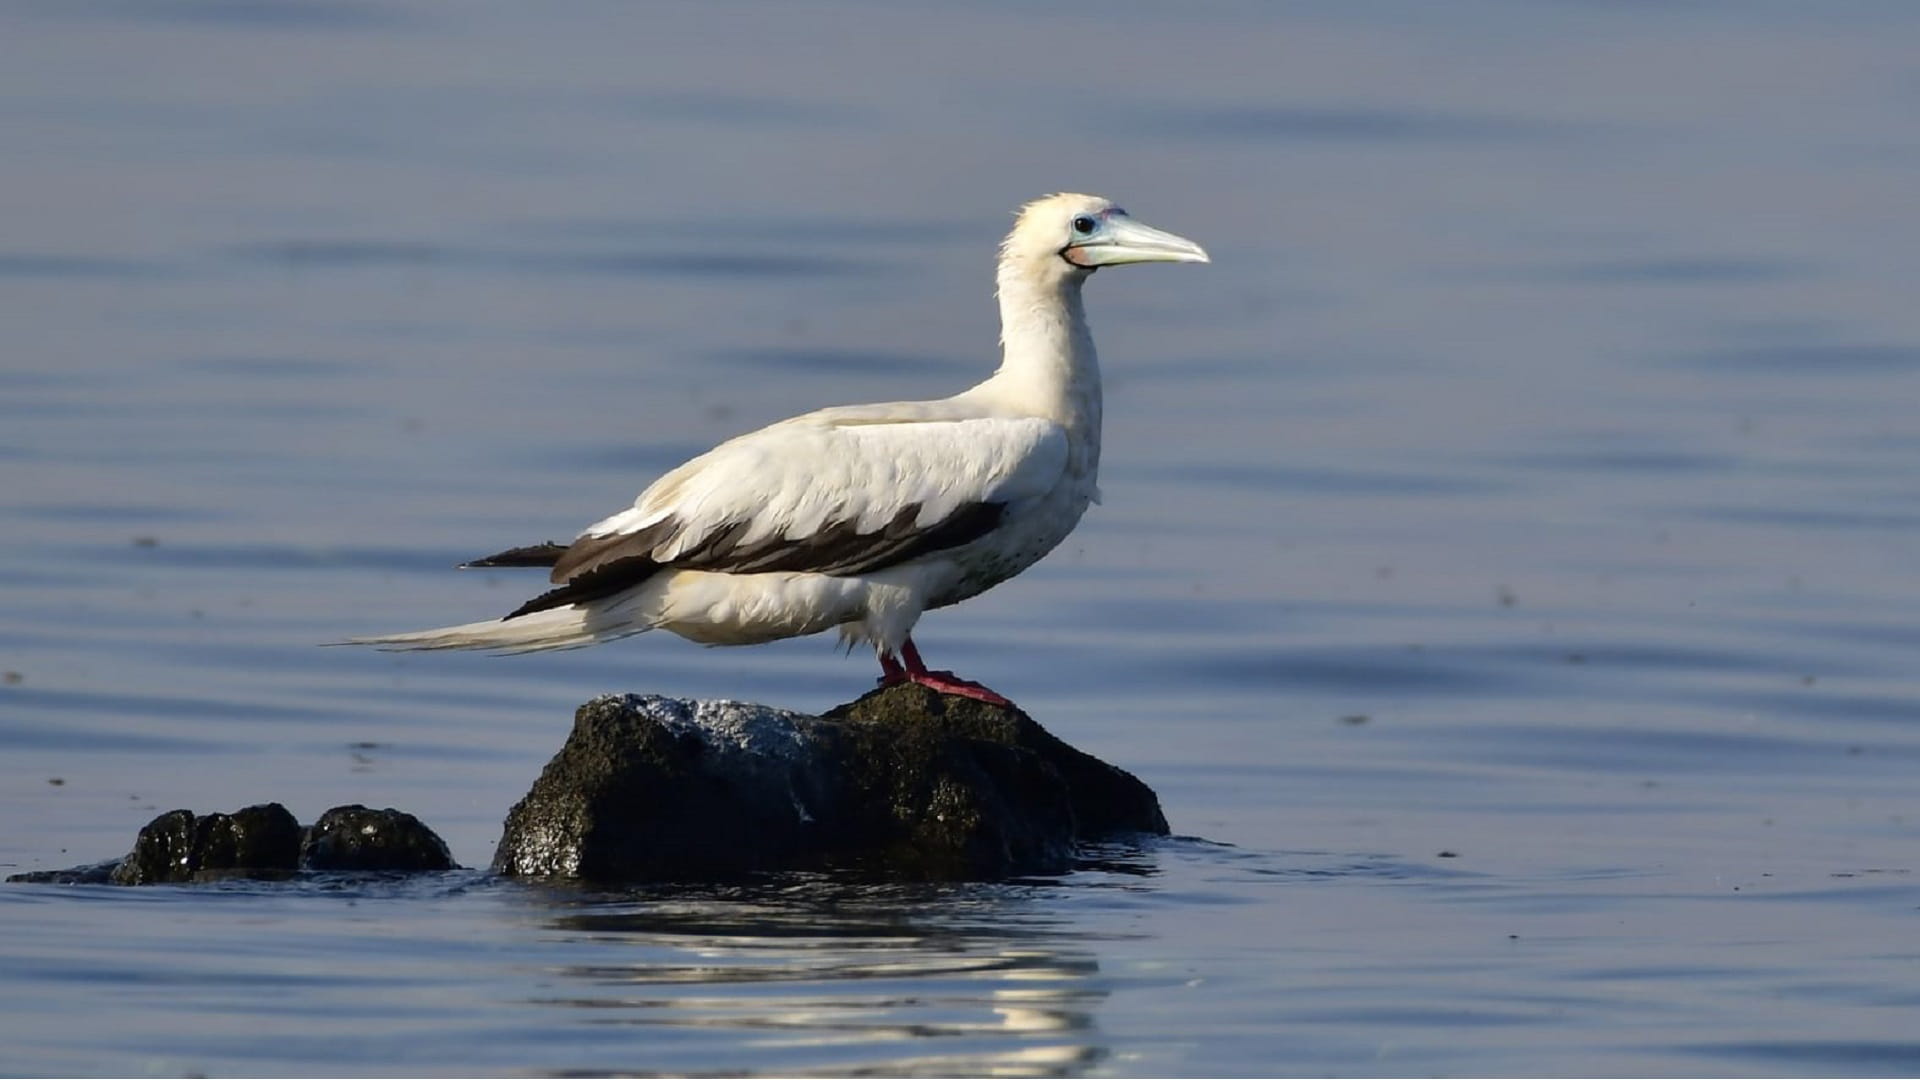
[1000, 193, 1209, 283]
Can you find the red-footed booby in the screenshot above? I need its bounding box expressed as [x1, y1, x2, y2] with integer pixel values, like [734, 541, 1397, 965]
[349, 194, 1207, 705]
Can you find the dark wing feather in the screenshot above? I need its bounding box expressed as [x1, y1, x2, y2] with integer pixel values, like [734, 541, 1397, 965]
[506, 555, 662, 619]
[671, 500, 1005, 576]
[889, 501, 1006, 562]
[502, 501, 1006, 621]
[461, 542, 568, 569]
[548, 520, 677, 583]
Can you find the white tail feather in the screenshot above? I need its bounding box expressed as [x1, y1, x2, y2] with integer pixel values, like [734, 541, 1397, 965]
[344, 605, 645, 655]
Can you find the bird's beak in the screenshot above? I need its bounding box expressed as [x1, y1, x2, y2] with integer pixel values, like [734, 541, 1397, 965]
[1066, 215, 1210, 267]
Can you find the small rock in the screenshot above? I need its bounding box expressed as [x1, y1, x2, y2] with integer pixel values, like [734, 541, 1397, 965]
[7, 859, 120, 885]
[109, 803, 303, 885]
[301, 805, 456, 872]
[14, 802, 458, 885]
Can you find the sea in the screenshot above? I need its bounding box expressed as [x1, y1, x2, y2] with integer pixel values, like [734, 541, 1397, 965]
[5, 2, 1920, 1075]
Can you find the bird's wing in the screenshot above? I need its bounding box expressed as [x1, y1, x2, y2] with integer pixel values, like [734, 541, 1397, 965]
[507, 412, 1069, 617]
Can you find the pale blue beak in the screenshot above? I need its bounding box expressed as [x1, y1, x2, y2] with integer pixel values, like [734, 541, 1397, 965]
[1066, 213, 1210, 267]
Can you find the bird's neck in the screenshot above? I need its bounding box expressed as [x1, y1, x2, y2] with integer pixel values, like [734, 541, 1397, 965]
[980, 261, 1102, 437]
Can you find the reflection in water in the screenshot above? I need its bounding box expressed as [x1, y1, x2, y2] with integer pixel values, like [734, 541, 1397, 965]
[521, 875, 1132, 1077]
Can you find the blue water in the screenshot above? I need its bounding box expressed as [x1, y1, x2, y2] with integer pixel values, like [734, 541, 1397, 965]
[7, 1, 1920, 1075]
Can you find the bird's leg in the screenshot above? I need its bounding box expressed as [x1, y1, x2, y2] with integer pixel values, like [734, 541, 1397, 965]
[878, 636, 1013, 708]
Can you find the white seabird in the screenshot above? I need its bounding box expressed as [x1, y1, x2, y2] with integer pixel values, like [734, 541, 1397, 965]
[350, 193, 1207, 705]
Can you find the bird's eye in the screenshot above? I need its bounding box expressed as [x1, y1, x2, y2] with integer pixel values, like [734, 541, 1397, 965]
[1071, 215, 1097, 235]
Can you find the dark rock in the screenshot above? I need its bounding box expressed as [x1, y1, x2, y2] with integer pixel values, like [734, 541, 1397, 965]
[494, 683, 1168, 882]
[11, 687, 1165, 887]
[6, 859, 120, 885]
[108, 802, 303, 885]
[11, 802, 459, 885]
[301, 805, 457, 872]
[492, 695, 833, 880]
[822, 685, 1170, 840]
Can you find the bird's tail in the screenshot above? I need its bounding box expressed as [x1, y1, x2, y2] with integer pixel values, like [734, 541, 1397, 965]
[341, 605, 640, 654]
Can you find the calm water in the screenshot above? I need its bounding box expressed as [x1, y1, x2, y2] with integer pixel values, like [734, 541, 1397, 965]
[6, 1, 1920, 1075]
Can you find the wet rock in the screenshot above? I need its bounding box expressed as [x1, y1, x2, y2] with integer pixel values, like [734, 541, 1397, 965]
[301, 805, 456, 872]
[8, 803, 458, 885]
[822, 684, 1170, 840]
[6, 859, 120, 885]
[494, 683, 1168, 882]
[10, 688, 1162, 887]
[109, 802, 303, 885]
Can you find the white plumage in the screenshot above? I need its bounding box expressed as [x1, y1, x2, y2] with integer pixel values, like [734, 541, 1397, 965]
[350, 193, 1207, 704]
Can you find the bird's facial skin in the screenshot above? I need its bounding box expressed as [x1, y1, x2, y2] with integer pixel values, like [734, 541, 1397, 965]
[1060, 207, 1210, 268]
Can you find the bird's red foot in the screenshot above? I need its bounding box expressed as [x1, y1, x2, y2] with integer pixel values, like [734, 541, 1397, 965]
[875, 638, 1015, 708]
[880, 668, 1014, 708]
